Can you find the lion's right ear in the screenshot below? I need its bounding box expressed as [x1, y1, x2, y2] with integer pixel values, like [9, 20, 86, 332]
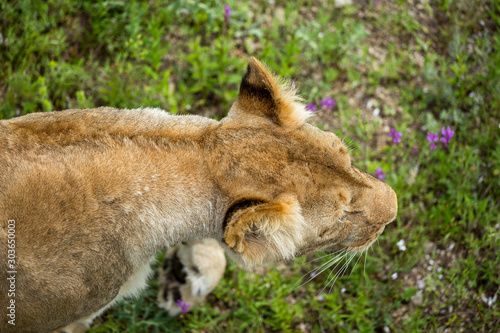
[222, 194, 305, 266]
[229, 57, 311, 128]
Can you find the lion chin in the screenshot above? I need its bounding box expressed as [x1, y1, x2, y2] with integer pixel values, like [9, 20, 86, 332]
[0, 57, 397, 332]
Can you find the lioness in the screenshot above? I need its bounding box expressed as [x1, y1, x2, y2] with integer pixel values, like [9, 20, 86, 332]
[0, 57, 397, 332]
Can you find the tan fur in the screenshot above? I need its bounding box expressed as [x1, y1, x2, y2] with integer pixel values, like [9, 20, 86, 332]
[0, 57, 397, 332]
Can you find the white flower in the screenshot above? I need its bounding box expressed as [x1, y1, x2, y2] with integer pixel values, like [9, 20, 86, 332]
[481, 294, 498, 307]
[366, 100, 374, 110]
[391, 273, 398, 280]
[396, 239, 406, 251]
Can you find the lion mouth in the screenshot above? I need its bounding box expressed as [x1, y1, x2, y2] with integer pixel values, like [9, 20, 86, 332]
[298, 225, 386, 258]
[344, 225, 386, 253]
[296, 240, 344, 258]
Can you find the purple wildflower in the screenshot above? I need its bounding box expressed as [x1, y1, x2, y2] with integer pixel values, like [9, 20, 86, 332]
[412, 146, 419, 154]
[224, 5, 232, 23]
[375, 167, 386, 180]
[388, 128, 403, 144]
[320, 97, 336, 110]
[427, 132, 439, 150]
[306, 103, 317, 112]
[440, 126, 455, 148]
[176, 299, 190, 315]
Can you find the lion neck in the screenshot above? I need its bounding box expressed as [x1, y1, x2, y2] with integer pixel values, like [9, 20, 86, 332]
[6, 107, 225, 260]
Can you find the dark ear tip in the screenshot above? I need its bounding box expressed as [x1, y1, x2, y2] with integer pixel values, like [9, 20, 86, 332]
[242, 57, 268, 87]
[242, 59, 257, 82]
[241, 64, 252, 86]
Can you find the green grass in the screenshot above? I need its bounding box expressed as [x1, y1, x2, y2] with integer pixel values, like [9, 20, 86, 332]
[1, 0, 499, 332]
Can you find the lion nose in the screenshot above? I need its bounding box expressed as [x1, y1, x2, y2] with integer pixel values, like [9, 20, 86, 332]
[368, 180, 397, 225]
[350, 175, 398, 226]
[381, 183, 398, 225]
[348, 165, 398, 225]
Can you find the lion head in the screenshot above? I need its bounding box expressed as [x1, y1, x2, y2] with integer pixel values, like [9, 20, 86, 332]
[209, 57, 397, 266]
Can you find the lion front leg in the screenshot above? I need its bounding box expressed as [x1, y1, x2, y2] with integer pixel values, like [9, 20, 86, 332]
[157, 238, 226, 316]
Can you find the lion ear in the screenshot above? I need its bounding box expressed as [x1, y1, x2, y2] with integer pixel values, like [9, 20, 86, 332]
[222, 194, 305, 266]
[230, 57, 312, 128]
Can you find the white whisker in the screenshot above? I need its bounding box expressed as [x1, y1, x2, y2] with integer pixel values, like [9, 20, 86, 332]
[317, 251, 349, 295]
[306, 249, 345, 264]
[317, 269, 337, 296]
[327, 252, 356, 294]
[349, 252, 363, 277]
[290, 249, 346, 292]
[342, 136, 358, 152]
[363, 248, 368, 278]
